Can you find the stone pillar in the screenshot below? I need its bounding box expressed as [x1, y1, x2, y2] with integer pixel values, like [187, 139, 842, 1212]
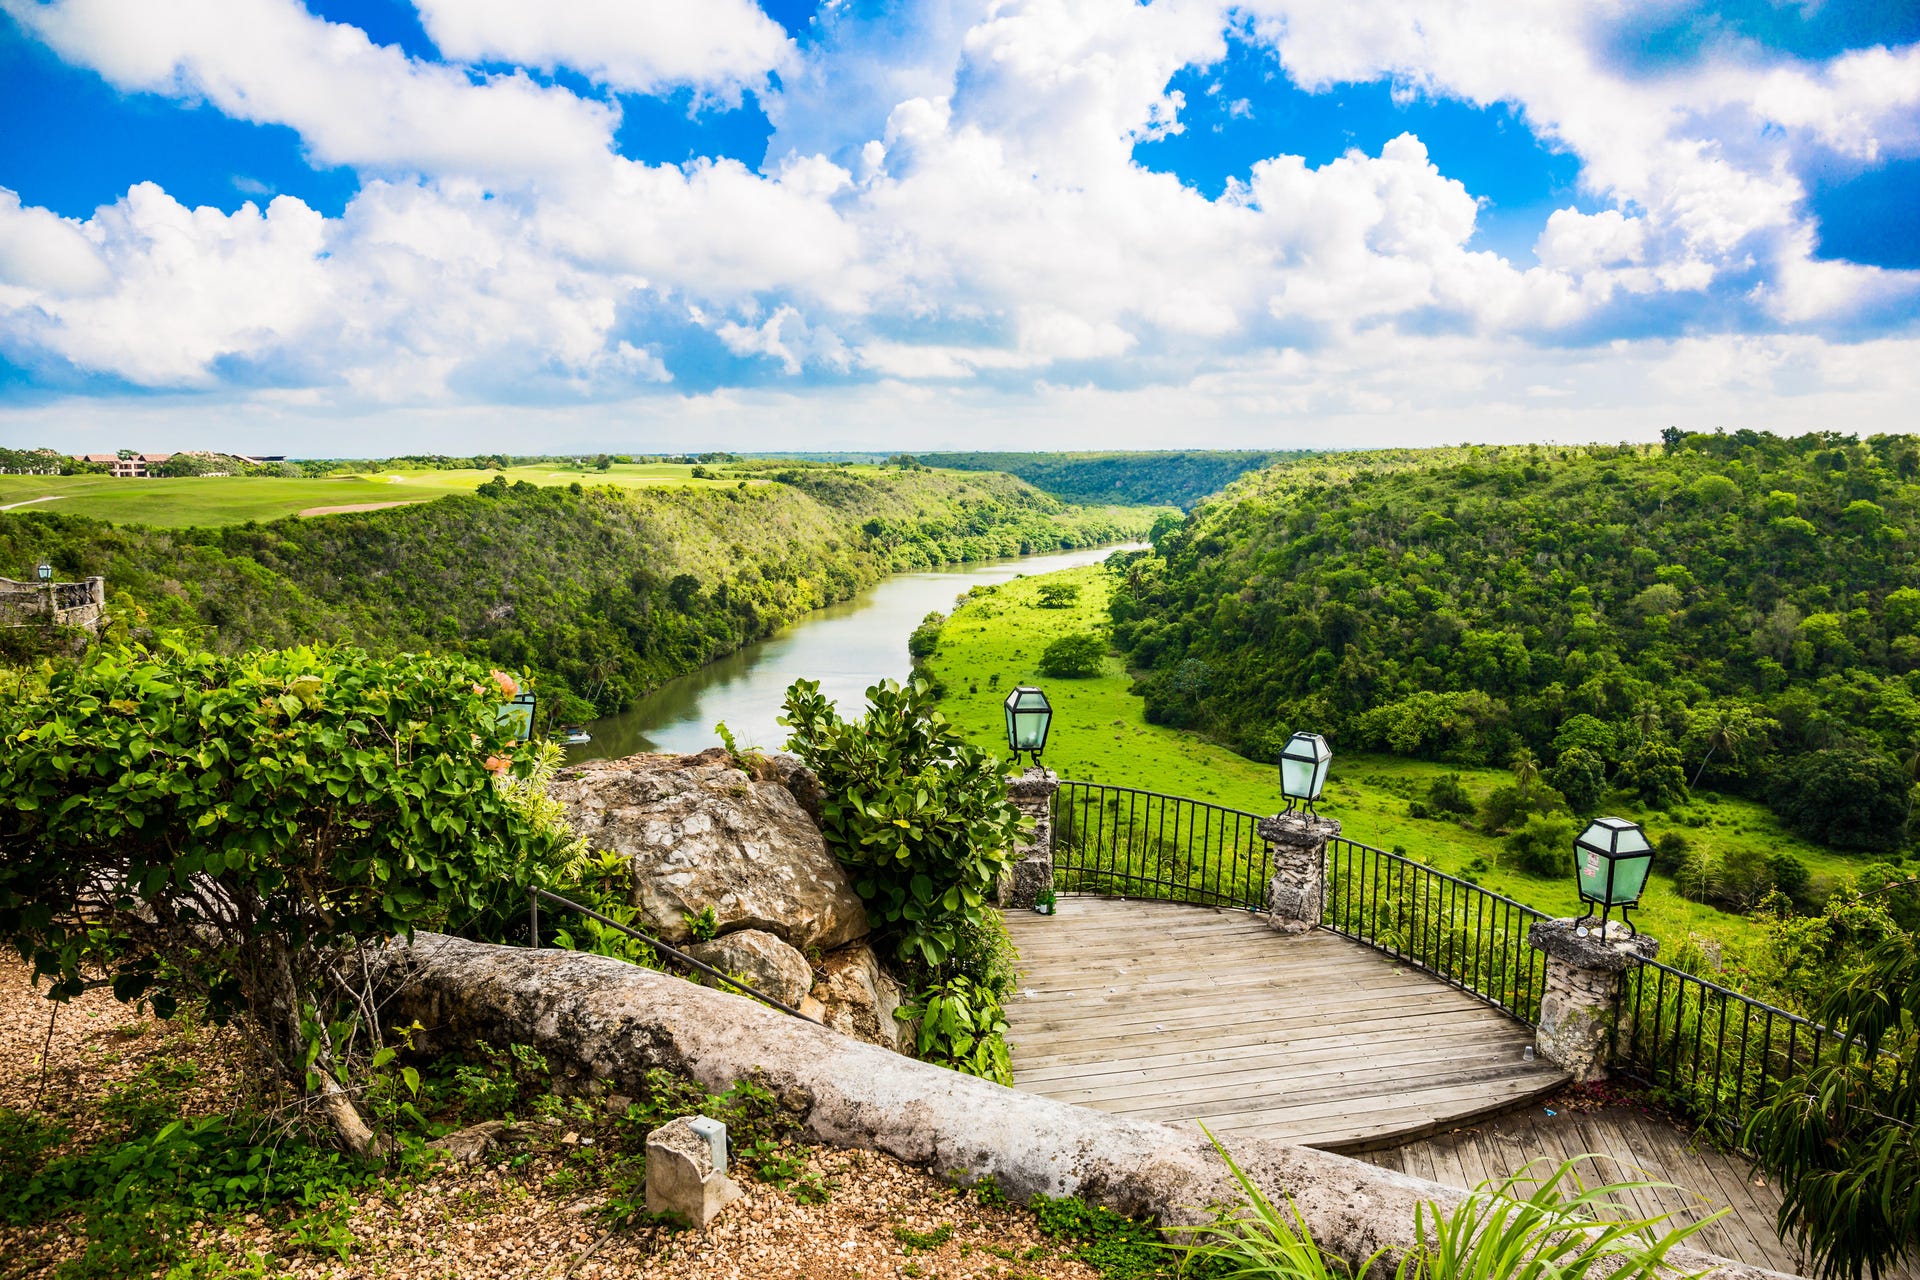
[1000, 766, 1058, 910]
[646, 1115, 741, 1229]
[87, 576, 106, 606]
[1256, 813, 1340, 934]
[1527, 919, 1658, 1083]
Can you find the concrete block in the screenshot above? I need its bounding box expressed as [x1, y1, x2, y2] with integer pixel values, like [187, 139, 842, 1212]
[646, 1114, 741, 1229]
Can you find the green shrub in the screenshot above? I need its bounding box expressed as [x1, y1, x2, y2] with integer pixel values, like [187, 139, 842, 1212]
[1479, 782, 1568, 835]
[1504, 813, 1577, 878]
[781, 677, 1021, 971]
[1616, 741, 1690, 809]
[1772, 748, 1909, 851]
[1547, 747, 1607, 814]
[1038, 631, 1107, 678]
[1036, 582, 1081, 608]
[1424, 773, 1476, 818]
[0, 640, 564, 1154]
[908, 611, 945, 660]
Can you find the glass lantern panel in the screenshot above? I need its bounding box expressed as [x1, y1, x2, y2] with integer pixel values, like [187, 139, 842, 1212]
[1309, 756, 1331, 798]
[1611, 825, 1652, 855]
[1575, 846, 1611, 902]
[1281, 755, 1317, 799]
[1013, 710, 1049, 750]
[1606, 852, 1653, 904]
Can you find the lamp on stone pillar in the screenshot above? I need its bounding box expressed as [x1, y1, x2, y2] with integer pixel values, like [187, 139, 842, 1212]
[1003, 686, 1053, 766]
[1528, 918, 1658, 1083]
[1572, 817, 1655, 937]
[1278, 731, 1332, 818]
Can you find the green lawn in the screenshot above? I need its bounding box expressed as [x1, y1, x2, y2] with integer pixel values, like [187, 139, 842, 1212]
[0, 463, 763, 529]
[927, 562, 1882, 961]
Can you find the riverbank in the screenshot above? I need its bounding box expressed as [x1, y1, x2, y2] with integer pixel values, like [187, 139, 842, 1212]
[925, 561, 1877, 963]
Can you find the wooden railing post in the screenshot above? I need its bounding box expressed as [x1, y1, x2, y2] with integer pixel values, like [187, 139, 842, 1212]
[1527, 919, 1658, 1082]
[1256, 813, 1340, 934]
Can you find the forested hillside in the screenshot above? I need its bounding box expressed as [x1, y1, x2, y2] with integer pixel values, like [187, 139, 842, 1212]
[3, 468, 1151, 720]
[1113, 431, 1920, 850]
[918, 450, 1308, 508]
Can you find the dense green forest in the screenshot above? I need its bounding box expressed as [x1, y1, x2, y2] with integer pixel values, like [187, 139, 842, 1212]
[2, 468, 1151, 721]
[918, 450, 1309, 509]
[1113, 431, 1920, 851]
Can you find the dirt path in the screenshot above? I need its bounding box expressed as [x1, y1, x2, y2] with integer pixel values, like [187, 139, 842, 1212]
[296, 499, 427, 517]
[0, 495, 64, 511]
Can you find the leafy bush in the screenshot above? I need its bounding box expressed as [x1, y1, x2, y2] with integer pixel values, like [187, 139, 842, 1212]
[1772, 748, 1910, 851]
[1615, 741, 1690, 809]
[898, 976, 1012, 1084]
[907, 611, 945, 660]
[1547, 747, 1606, 813]
[1424, 773, 1477, 818]
[0, 639, 563, 1153]
[1504, 813, 1577, 877]
[1038, 631, 1107, 678]
[781, 677, 1021, 971]
[1478, 782, 1568, 835]
[1036, 581, 1081, 608]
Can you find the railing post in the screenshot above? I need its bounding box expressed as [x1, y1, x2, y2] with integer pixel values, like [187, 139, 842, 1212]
[1526, 919, 1658, 1082]
[1000, 766, 1059, 909]
[1255, 813, 1340, 934]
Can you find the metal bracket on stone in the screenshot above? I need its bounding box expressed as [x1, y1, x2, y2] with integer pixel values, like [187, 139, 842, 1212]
[647, 1114, 741, 1229]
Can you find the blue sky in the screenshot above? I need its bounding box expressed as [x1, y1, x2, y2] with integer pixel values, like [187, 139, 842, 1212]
[0, 0, 1916, 454]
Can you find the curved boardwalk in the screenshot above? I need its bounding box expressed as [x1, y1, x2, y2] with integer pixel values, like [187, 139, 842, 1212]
[1001, 896, 1567, 1150]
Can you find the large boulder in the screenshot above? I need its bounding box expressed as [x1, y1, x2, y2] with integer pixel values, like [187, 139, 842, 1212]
[808, 942, 905, 1053]
[550, 748, 867, 951]
[684, 929, 815, 1010]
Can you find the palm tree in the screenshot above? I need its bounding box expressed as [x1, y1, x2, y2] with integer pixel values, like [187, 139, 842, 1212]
[1690, 706, 1753, 790]
[1511, 745, 1540, 800]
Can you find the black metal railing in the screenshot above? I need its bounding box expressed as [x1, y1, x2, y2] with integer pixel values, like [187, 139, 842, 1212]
[1050, 781, 1271, 909]
[528, 886, 819, 1023]
[1323, 837, 1549, 1022]
[1619, 959, 1865, 1145]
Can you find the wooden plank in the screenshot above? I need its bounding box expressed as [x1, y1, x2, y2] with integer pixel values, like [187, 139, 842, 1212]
[1013, 1019, 1520, 1083]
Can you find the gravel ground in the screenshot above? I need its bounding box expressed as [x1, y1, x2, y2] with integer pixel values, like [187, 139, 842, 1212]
[1, 964, 1110, 1280]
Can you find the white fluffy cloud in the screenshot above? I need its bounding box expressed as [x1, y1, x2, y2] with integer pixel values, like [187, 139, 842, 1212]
[411, 0, 793, 99]
[0, 0, 1915, 445]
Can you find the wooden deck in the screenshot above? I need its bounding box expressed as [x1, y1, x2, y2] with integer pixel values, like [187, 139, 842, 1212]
[1001, 896, 1569, 1150]
[1357, 1097, 1917, 1278]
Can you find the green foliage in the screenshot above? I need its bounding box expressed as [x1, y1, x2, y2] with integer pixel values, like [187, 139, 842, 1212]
[1504, 813, 1578, 877]
[918, 450, 1303, 509]
[1615, 741, 1691, 810]
[1029, 1193, 1187, 1280]
[1037, 581, 1081, 608]
[908, 611, 946, 660]
[682, 905, 720, 943]
[0, 639, 561, 1150]
[1039, 631, 1108, 678]
[781, 677, 1022, 970]
[1394, 1157, 1719, 1280]
[1478, 783, 1568, 835]
[1547, 748, 1607, 813]
[1110, 435, 1920, 851]
[1775, 748, 1910, 851]
[1746, 935, 1920, 1280]
[1423, 773, 1477, 818]
[1177, 1132, 1377, 1280]
[898, 975, 1013, 1084]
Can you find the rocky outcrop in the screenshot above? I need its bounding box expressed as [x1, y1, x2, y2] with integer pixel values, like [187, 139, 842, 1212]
[550, 748, 867, 951]
[806, 941, 904, 1052]
[377, 935, 1781, 1280]
[685, 929, 815, 1010]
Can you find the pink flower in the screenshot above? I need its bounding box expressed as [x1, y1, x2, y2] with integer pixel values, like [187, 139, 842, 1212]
[484, 755, 511, 775]
[491, 670, 519, 698]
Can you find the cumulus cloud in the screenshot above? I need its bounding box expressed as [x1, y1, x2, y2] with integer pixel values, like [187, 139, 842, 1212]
[411, 0, 793, 100]
[3, 0, 616, 180]
[0, 0, 1916, 441]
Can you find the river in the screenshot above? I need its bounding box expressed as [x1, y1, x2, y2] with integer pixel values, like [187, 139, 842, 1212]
[570, 543, 1146, 761]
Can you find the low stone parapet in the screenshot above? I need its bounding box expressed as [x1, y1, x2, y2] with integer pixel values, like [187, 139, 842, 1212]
[375, 933, 1786, 1279]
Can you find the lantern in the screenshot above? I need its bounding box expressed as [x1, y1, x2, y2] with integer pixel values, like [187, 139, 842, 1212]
[1573, 817, 1655, 935]
[498, 691, 537, 741]
[1003, 686, 1053, 764]
[1278, 731, 1332, 816]
[36, 562, 52, 582]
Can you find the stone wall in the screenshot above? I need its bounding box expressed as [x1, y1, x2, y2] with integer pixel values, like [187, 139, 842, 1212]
[377, 933, 1789, 1280]
[0, 576, 107, 633]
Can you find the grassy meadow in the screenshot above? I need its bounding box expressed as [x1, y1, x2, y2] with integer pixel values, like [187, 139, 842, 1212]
[927, 561, 1884, 958]
[0, 462, 765, 529]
